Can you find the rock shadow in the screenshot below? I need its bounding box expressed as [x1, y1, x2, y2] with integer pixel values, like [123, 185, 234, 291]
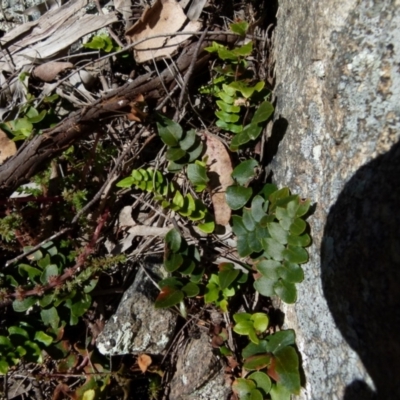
[321, 141, 400, 400]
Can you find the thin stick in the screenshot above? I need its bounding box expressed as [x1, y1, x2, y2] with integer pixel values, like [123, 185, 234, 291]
[178, 28, 208, 109]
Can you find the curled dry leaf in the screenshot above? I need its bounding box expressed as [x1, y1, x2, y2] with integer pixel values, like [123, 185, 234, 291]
[125, 0, 201, 63]
[203, 132, 233, 226]
[0, 128, 17, 165]
[127, 94, 148, 122]
[33, 61, 73, 82]
[138, 354, 152, 373]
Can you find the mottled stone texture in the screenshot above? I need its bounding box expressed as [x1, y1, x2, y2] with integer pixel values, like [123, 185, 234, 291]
[169, 331, 231, 400]
[96, 263, 177, 356]
[271, 0, 400, 398]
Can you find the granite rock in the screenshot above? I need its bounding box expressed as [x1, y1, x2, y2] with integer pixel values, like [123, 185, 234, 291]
[271, 0, 400, 398]
[169, 331, 231, 400]
[96, 263, 177, 356]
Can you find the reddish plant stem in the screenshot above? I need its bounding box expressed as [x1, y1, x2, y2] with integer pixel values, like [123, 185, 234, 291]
[3, 209, 109, 303]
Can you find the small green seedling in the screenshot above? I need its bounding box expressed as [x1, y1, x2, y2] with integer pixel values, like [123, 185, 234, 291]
[233, 312, 269, 344]
[83, 33, 119, 53]
[204, 262, 247, 312]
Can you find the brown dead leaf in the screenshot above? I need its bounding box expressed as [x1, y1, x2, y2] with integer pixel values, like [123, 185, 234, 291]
[127, 94, 148, 122]
[33, 61, 73, 82]
[0, 128, 17, 165]
[125, 0, 200, 63]
[138, 354, 152, 373]
[203, 132, 233, 226]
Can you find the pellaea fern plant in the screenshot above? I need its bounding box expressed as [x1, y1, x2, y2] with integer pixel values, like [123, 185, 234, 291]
[116, 167, 214, 233]
[201, 21, 274, 150]
[225, 160, 311, 303]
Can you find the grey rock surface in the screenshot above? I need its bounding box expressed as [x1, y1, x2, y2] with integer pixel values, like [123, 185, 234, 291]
[169, 331, 231, 400]
[96, 263, 177, 355]
[271, 0, 400, 399]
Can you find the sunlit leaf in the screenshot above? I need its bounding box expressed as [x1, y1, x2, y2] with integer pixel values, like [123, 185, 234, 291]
[296, 198, 311, 217]
[232, 159, 258, 185]
[242, 207, 256, 231]
[180, 129, 197, 150]
[230, 21, 249, 36]
[216, 100, 241, 113]
[237, 235, 253, 257]
[282, 246, 308, 264]
[242, 122, 263, 140]
[226, 185, 252, 210]
[40, 264, 59, 284]
[262, 238, 285, 261]
[41, 307, 60, 330]
[289, 218, 306, 236]
[266, 330, 296, 354]
[248, 371, 272, 395]
[267, 222, 288, 245]
[165, 229, 182, 253]
[216, 119, 243, 133]
[156, 114, 183, 145]
[270, 382, 292, 400]
[274, 280, 297, 303]
[197, 215, 215, 233]
[166, 147, 185, 162]
[232, 378, 256, 398]
[251, 313, 269, 333]
[252, 101, 274, 124]
[215, 110, 240, 123]
[233, 41, 253, 57]
[13, 297, 36, 312]
[204, 281, 220, 303]
[287, 233, 311, 247]
[249, 388, 264, 400]
[8, 326, 29, 338]
[187, 163, 209, 189]
[254, 276, 275, 297]
[219, 265, 239, 290]
[187, 142, 203, 162]
[34, 331, 53, 346]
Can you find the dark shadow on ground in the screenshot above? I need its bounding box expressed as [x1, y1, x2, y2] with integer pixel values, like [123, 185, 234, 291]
[321, 141, 400, 400]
